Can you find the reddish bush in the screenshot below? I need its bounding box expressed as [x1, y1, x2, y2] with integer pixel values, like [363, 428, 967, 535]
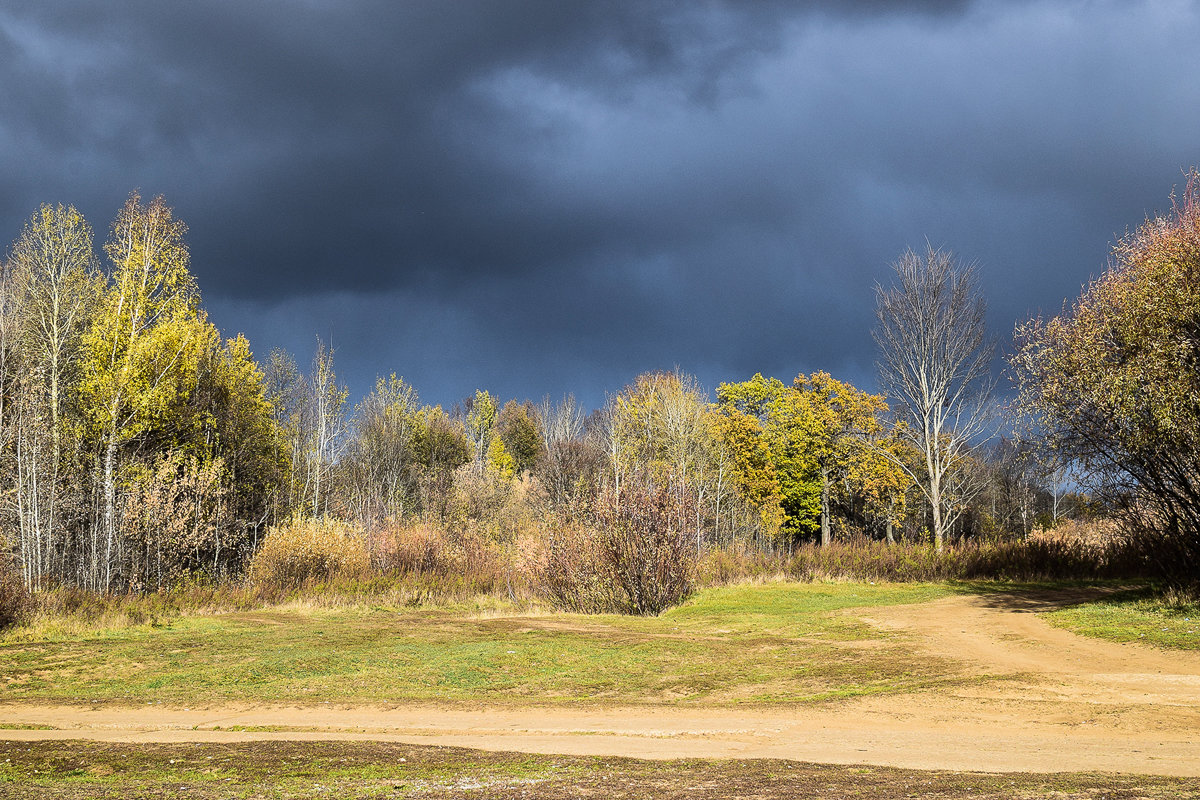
[0, 558, 32, 631]
[539, 480, 697, 615]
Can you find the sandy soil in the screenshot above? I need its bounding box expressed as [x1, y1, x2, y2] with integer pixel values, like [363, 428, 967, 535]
[3, 591, 1198, 776]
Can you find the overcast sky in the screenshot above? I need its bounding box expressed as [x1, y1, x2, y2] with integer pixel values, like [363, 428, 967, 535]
[1, 1, 1197, 410]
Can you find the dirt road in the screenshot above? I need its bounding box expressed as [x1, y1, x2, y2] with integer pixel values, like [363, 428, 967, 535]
[3, 592, 1198, 775]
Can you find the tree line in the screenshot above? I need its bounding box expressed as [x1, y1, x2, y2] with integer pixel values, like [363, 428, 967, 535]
[4, 174, 1195, 595]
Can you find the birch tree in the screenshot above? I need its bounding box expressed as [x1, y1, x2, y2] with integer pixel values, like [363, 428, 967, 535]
[79, 192, 202, 590]
[305, 339, 348, 517]
[5, 204, 101, 588]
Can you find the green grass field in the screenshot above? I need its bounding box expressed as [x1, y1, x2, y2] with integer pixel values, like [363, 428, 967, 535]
[0, 582, 964, 707]
[3, 581, 1198, 798]
[1044, 586, 1200, 649]
[2, 580, 1193, 710]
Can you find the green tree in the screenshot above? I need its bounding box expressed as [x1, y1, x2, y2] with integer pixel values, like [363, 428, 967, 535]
[718, 374, 821, 541]
[1, 194, 285, 590]
[410, 405, 470, 521]
[718, 373, 889, 544]
[190, 333, 287, 560]
[497, 400, 541, 476]
[791, 372, 887, 545]
[707, 406, 785, 539]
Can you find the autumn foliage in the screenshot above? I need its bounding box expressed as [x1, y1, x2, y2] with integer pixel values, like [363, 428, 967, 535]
[6, 175, 1195, 618]
[538, 478, 696, 615]
[247, 517, 369, 591]
[1015, 169, 1200, 588]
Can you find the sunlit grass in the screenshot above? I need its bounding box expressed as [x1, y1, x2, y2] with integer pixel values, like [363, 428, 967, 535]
[1043, 587, 1200, 650]
[0, 582, 963, 707]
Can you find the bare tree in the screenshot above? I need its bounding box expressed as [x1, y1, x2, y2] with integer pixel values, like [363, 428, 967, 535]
[345, 374, 419, 525]
[873, 246, 994, 550]
[6, 204, 100, 589]
[534, 394, 594, 507]
[306, 338, 348, 517]
[9, 205, 99, 454]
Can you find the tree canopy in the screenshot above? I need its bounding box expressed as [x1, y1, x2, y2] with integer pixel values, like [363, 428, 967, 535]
[1014, 171, 1200, 587]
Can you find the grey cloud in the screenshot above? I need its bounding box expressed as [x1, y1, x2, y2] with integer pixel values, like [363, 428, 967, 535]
[2, 1, 1198, 409]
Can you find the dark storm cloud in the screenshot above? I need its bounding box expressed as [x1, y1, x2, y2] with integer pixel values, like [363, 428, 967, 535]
[1, 1, 1198, 408]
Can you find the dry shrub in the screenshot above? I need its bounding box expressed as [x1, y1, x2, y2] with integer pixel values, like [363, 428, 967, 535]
[693, 530, 1155, 587]
[370, 521, 518, 599]
[0, 557, 32, 631]
[538, 481, 696, 615]
[536, 522, 616, 614]
[1033, 518, 1123, 547]
[248, 517, 369, 592]
[373, 522, 455, 576]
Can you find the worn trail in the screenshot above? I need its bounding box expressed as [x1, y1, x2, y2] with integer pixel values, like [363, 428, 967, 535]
[3, 592, 1198, 776]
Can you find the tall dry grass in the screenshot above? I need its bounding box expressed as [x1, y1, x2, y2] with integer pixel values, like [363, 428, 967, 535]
[247, 517, 370, 594]
[697, 524, 1150, 586]
[370, 521, 529, 602]
[2, 516, 1164, 638]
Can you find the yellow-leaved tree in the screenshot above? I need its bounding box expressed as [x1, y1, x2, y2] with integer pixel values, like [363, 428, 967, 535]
[791, 372, 888, 545]
[79, 193, 204, 589]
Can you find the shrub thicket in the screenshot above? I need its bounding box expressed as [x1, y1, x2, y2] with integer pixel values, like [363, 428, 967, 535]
[0, 557, 32, 630]
[247, 517, 370, 592]
[539, 481, 696, 615]
[692, 528, 1151, 586]
[371, 521, 517, 599]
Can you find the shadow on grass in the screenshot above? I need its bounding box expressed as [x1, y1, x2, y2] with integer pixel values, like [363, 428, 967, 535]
[945, 580, 1154, 613]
